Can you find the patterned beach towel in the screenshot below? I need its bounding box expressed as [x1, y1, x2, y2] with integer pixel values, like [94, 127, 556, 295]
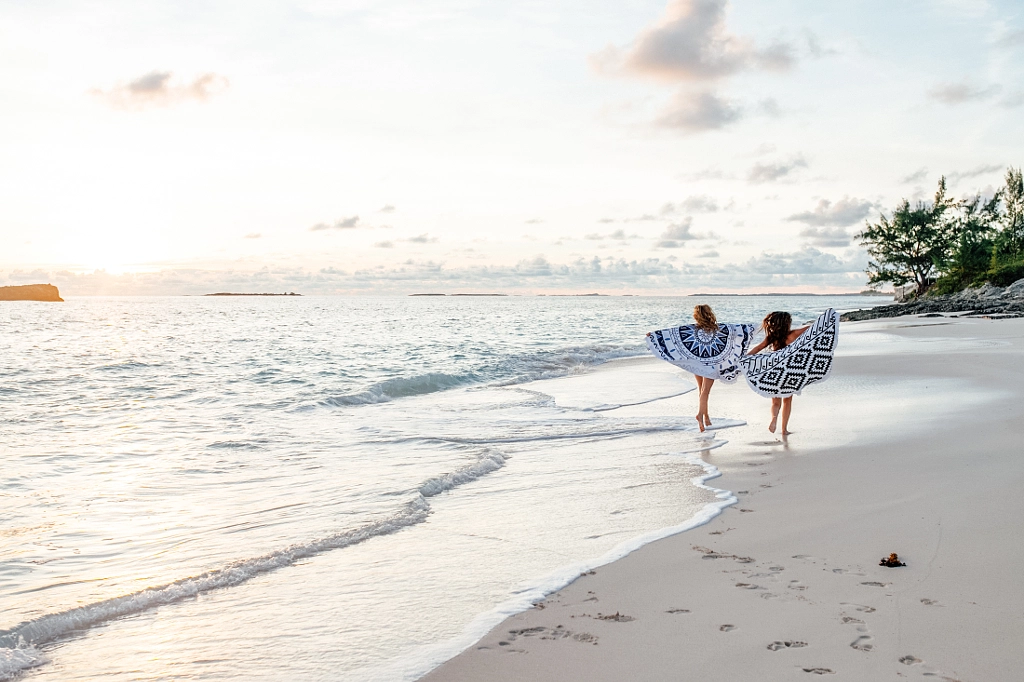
[646, 323, 757, 383]
[740, 309, 840, 397]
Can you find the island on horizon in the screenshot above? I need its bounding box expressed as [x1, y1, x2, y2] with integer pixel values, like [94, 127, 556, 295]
[0, 284, 63, 302]
[690, 291, 893, 297]
[204, 292, 302, 297]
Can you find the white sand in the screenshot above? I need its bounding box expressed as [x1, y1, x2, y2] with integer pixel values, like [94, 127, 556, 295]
[423, 316, 1024, 681]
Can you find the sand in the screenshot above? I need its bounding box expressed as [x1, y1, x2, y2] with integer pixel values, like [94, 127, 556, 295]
[423, 316, 1024, 681]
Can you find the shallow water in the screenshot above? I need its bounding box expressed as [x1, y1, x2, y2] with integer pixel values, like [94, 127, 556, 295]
[0, 295, 885, 680]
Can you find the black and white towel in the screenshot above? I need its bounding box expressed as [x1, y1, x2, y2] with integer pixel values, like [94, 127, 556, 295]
[646, 323, 757, 383]
[740, 309, 840, 397]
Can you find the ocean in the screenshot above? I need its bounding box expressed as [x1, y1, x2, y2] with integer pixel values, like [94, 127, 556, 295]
[0, 294, 885, 680]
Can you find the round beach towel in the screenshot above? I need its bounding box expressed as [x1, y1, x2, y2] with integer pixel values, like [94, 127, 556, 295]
[646, 323, 757, 383]
[740, 308, 840, 397]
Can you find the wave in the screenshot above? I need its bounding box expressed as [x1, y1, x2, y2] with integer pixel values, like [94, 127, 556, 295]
[377, 453, 739, 681]
[323, 372, 481, 406]
[319, 344, 643, 407]
[0, 447, 511, 681]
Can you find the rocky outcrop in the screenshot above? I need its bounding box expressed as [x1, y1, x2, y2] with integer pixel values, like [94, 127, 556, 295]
[0, 284, 64, 302]
[842, 279, 1024, 321]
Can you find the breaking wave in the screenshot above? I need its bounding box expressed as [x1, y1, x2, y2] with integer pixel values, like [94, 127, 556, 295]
[0, 446, 511, 680]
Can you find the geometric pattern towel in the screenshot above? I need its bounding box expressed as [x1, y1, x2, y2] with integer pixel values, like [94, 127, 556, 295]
[646, 323, 757, 383]
[739, 308, 840, 397]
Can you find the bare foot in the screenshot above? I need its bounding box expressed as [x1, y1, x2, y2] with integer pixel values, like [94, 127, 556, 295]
[696, 415, 705, 432]
[768, 416, 777, 433]
[704, 414, 713, 428]
[781, 430, 792, 436]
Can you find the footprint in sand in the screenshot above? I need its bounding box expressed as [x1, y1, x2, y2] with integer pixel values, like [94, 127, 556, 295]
[802, 668, 835, 675]
[840, 602, 876, 613]
[920, 598, 943, 607]
[899, 655, 923, 665]
[507, 626, 598, 645]
[850, 635, 874, 652]
[767, 640, 807, 651]
[719, 624, 736, 632]
[666, 608, 690, 614]
[860, 581, 889, 588]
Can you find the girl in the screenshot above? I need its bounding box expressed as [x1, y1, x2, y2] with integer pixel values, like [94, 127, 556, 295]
[646, 305, 756, 432]
[747, 311, 809, 435]
[691, 304, 719, 431]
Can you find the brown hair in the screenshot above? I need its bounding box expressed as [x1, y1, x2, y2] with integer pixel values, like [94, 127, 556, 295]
[693, 304, 718, 333]
[763, 311, 792, 351]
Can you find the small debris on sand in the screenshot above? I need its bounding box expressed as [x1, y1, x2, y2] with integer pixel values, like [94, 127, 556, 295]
[879, 553, 906, 568]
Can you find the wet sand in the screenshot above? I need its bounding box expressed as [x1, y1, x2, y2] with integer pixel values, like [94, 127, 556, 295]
[423, 316, 1024, 681]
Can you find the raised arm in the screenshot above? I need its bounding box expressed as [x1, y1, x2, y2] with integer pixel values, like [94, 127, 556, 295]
[747, 338, 769, 355]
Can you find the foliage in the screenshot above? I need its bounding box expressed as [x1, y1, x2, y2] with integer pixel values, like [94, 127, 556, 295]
[931, 191, 1001, 294]
[987, 259, 1024, 287]
[857, 178, 955, 297]
[860, 167, 1024, 296]
[993, 167, 1024, 263]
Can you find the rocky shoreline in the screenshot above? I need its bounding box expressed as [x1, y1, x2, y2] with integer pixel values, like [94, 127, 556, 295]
[841, 278, 1024, 321]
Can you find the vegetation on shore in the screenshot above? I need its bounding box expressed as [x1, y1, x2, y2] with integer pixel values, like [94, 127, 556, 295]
[858, 167, 1024, 298]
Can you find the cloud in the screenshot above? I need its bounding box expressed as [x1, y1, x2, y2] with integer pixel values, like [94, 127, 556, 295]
[525, 218, 543, 224]
[993, 29, 1024, 47]
[747, 156, 807, 183]
[698, 250, 720, 258]
[947, 164, 1003, 184]
[679, 194, 720, 212]
[406, 233, 438, 243]
[594, 0, 795, 82]
[380, 205, 396, 213]
[902, 168, 929, 184]
[928, 81, 1001, 104]
[244, 233, 262, 239]
[92, 71, 229, 110]
[374, 240, 395, 248]
[744, 247, 861, 274]
[797, 227, 852, 248]
[310, 216, 360, 231]
[804, 29, 838, 58]
[585, 229, 633, 241]
[655, 218, 714, 248]
[656, 90, 742, 131]
[4, 252, 868, 296]
[785, 197, 874, 227]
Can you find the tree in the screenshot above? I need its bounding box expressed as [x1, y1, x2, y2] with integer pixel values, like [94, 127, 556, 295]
[993, 167, 1024, 263]
[857, 177, 955, 297]
[933, 190, 1002, 293]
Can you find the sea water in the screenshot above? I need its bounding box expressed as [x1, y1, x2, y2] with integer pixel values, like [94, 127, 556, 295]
[0, 295, 885, 680]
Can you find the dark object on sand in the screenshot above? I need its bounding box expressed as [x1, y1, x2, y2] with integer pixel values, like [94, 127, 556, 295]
[204, 292, 301, 296]
[0, 284, 63, 302]
[879, 553, 906, 567]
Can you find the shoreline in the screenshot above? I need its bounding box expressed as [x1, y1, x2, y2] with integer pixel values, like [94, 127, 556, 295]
[423, 315, 1024, 681]
[380, 454, 739, 681]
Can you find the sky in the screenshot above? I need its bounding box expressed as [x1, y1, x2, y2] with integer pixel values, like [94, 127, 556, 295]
[1, 0, 1022, 295]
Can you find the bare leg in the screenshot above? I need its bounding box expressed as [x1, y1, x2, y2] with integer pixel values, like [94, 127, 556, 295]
[769, 398, 781, 433]
[698, 378, 715, 430]
[694, 376, 705, 431]
[780, 396, 793, 435]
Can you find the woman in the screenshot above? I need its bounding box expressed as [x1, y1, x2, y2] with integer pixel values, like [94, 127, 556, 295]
[746, 311, 810, 435]
[646, 305, 756, 432]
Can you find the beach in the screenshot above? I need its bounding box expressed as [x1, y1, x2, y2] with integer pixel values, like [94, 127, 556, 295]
[424, 315, 1024, 681]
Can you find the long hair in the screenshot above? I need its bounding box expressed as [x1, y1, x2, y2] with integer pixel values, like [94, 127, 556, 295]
[693, 304, 718, 333]
[763, 311, 792, 351]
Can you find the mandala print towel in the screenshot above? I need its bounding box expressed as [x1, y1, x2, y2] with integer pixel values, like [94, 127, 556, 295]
[740, 309, 840, 397]
[646, 323, 757, 383]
